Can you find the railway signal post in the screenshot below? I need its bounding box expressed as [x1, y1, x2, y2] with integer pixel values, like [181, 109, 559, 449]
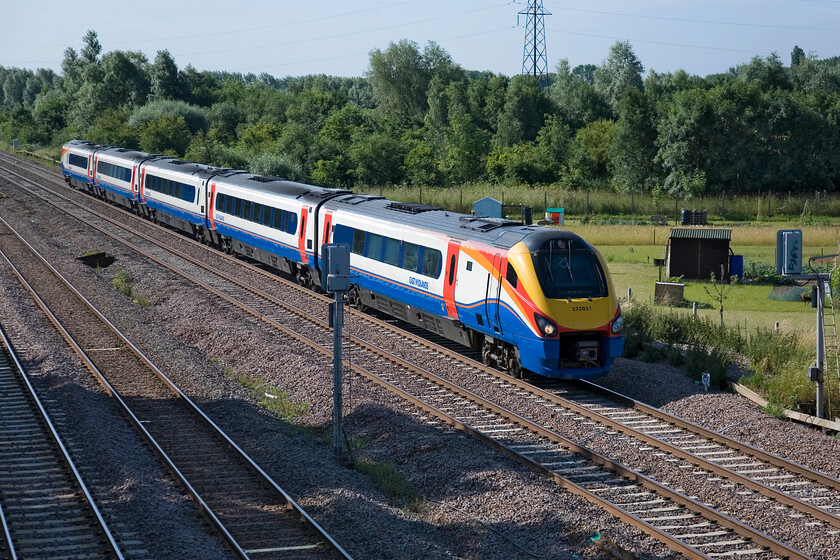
[322, 243, 353, 464]
[777, 229, 836, 419]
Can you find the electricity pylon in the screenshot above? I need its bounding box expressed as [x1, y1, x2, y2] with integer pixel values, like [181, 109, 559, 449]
[518, 0, 551, 83]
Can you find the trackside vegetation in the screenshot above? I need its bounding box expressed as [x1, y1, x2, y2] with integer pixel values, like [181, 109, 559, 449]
[622, 301, 838, 415]
[2, 31, 840, 211]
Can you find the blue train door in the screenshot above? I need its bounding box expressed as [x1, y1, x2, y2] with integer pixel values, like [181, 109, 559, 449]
[485, 253, 503, 334]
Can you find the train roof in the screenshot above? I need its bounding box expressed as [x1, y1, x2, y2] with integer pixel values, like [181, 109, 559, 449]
[214, 172, 351, 206]
[326, 193, 584, 250]
[63, 139, 106, 153]
[144, 157, 221, 178]
[96, 146, 170, 164]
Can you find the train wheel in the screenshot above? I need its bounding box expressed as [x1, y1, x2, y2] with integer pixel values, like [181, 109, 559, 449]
[508, 354, 524, 379]
[481, 339, 495, 367]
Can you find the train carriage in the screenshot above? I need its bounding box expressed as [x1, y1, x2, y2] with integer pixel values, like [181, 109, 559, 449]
[93, 147, 170, 212]
[60, 140, 103, 193]
[325, 197, 624, 378]
[139, 159, 217, 234]
[207, 174, 348, 282]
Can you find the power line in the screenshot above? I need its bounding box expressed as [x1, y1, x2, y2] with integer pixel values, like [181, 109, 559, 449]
[172, 3, 510, 59]
[547, 5, 840, 32]
[547, 28, 775, 57]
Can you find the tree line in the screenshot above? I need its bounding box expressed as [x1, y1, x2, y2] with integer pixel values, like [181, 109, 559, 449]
[2, 31, 840, 198]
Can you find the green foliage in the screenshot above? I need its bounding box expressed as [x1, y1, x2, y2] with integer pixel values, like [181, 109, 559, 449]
[247, 152, 304, 182]
[139, 115, 192, 157]
[226, 369, 311, 420]
[354, 458, 425, 513]
[112, 269, 133, 297]
[624, 302, 816, 401]
[111, 269, 151, 306]
[128, 99, 207, 134]
[11, 32, 840, 199]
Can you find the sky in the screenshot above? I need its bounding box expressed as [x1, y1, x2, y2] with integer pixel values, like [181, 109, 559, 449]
[3, 1, 840, 80]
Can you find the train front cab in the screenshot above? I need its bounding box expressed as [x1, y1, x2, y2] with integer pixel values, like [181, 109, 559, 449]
[61, 140, 101, 193]
[507, 231, 624, 379]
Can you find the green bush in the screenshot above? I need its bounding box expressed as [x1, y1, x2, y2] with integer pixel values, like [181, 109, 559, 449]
[128, 99, 208, 134]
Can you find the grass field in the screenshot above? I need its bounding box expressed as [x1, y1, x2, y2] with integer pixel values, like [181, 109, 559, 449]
[559, 223, 839, 340]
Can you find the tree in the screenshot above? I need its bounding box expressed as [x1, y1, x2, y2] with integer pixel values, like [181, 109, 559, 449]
[534, 115, 572, 182]
[443, 114, 490, 183]
[348, 130, 404, 186]
[81, 30, 102, 64]
[150, 50, 181, 101]
[101, 50, 149, 108]
[739, 53, 791, 91]
[791, 45, 805, 67]
[704, 266, 737, 326]
[128, 99, 208, 134]
[609, 88, 659, 198]
[495, 75, 550, 147]
[549, 59, 611, 130]
[367, 39, 462, 121]
[139, 115, 192, 156]
[594, 41, 644, 108]
[567, 119, 615, 188]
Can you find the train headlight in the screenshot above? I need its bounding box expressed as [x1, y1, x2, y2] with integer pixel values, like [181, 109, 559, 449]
[534, 313, 557, 337]
[611, 311, 623, 334]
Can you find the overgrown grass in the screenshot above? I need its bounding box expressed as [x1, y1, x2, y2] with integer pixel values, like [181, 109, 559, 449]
[373, 184, 840, 221]
[224, 367, 311, 420]
[622, 302, 837, 408]
[354, 458, 425, 513]
[111, 269, 152, 307]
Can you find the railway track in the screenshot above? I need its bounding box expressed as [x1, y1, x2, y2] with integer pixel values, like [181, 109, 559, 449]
[0, 151, 834, 558]
[0, 319, 123, 559]
[0, 214, 351, 560]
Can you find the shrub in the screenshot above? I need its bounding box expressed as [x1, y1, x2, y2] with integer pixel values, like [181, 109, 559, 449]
[128, 99, 208, 134]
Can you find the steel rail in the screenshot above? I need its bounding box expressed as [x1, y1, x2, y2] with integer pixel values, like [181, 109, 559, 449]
[0, 215, 352, 560]
[0, 503, 15, 560]
[578, 378, 840, 489]
[0, 308, 124, 560]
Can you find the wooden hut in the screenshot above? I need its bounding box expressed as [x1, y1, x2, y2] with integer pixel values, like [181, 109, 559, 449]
[666, 228, 732, 281]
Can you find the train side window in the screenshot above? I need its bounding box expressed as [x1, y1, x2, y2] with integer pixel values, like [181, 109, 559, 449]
[384, 237, 400, 266]
[287, 212, 297, 235]
[243, 200, 252, 221]
[272, 208, 285, 230]
[69, 154, 88, 169]
[216, 193, 225, 212]
[351, 229, 365, 255]
[262, 207, 273, 226]
[447, 255, 456, 285]
[422, 249, 442, 278]
[367, 233, 383, 261]
[225, 195, 234, 214]
[233, 197, 242, 217]
[252, 203, 262, 223]
[506, 262, 518, 288]
[403, 243, 420, 272]
[184, 184, 195, 203]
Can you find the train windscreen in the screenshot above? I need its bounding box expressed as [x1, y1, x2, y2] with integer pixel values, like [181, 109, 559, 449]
[531, 238, 607, 299]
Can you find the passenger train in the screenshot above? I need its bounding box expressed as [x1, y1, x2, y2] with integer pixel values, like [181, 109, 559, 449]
[61, 139, 624, 379]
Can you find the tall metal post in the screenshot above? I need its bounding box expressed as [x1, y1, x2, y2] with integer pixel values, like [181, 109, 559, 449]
[816, 280, 826, 419]
[322, 243, 352, 464]
[332, 291, 345, 461]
